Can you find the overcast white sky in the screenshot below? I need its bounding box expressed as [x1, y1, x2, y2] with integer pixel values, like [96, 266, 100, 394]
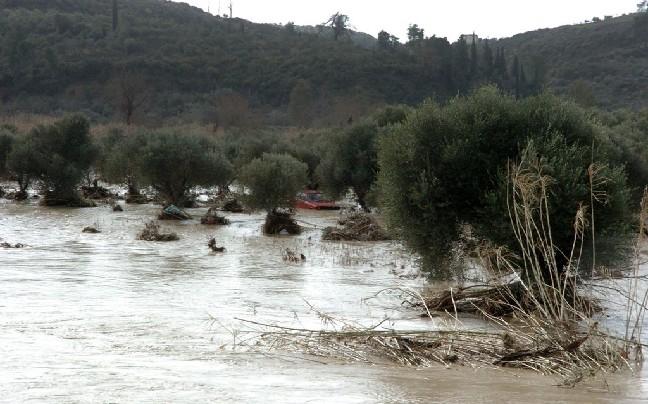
[177, 0, 638, 41]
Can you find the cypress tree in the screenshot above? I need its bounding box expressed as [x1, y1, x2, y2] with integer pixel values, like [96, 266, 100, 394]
[482, 40, 494, 79]
[513, 55, 520, 98]
[112, 0, 119, 32]
[470, 39, 478, 78]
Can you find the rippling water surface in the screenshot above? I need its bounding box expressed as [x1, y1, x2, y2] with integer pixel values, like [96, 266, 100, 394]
[0, 200, 646, 403]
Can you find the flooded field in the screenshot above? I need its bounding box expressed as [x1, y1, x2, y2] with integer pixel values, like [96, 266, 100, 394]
[1, 200, 646, 403]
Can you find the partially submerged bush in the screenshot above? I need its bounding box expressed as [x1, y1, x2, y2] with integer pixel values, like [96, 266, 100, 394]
[136, 221, 179, 242]
[201, 207, 230, 225]
[263, 209, 301, 235]
[239, 153, 308, 235]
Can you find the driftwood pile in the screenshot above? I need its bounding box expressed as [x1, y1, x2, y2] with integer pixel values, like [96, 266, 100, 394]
[222, 199, 245, 213]
[323, 213, 390, 241]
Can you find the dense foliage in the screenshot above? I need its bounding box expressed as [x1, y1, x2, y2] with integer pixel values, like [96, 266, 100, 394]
[239, 153, 308, 212]
[378, 87, 635, 276]
[317, 106, 409, 209]
[131, 131, 233, 206]
[16, 115, 97, 204]
[0, 0, 553, 125]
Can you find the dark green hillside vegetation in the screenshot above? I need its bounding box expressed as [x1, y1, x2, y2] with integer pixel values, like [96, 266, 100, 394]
[0, 0, 541, 124]
[379, 87, 636, 277]
[497, 12, 648, 110]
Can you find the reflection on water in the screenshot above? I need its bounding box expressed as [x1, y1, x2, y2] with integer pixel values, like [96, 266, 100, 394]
[0, 200, 646, 403]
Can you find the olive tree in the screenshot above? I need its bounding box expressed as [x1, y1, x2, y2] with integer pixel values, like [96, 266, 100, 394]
[239, 153, 308, 234]
[317, 106, 409, 210]
[19, 115, 97, 206]
[6, 135, 38, 200]
[134, 131, 233, 206]
[378, 87, 633, 277]
[97, 128, 149, 202]
[0, 130, 14, 197]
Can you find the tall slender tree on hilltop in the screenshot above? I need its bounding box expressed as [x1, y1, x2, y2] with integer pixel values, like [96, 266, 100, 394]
[112, 0, 119, 32]
[470, 39, 478, 78]
[482, 40, 494, 79]
[323, 13, 350, 41]
[407, 24, 425, 44]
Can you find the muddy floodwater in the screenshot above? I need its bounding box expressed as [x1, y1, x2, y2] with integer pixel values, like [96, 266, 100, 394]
[1, 200, 647, 403]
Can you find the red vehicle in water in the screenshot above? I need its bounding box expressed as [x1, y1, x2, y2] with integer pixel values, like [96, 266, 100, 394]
[295, 190, 340, 210]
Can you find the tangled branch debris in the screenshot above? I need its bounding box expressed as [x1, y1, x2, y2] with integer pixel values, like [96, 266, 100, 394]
[201, 208, 230, 225]
[208, 237, 225, 252]
[0, 241, 25, 248]
[264, 210, 301, 235]
[283, 248, 306, 262]
[136, 221, 179, 241]
[222, 198, 245, 213]
[82, 226, 101, 234]
[323, 213, 390, 241]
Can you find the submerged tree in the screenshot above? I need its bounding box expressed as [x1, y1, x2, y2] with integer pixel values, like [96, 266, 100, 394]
[0, 130, 14, 197]
[317, 106, 409, 211]
[6, 135, 37, 200]
[239, 153, 308, 234]
[96, 128, 149, 203]
[134, 131, 233, 207]
[20, 115, 97, 206]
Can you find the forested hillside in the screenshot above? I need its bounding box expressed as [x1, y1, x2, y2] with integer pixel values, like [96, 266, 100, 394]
[0, 0, 645, 125]
[497, 13, 648, 110]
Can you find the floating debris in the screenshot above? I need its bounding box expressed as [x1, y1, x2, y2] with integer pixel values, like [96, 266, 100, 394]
[158, 204, 192, 220]
[222, 199, 245, 213]
[201, 208, 230, 225]
[0, 242, 25, 249]
[208, 237, 226, 252]
[82, 226, 101, 234]
[137, 221, 179, 242]
[283, 248, 306, 262]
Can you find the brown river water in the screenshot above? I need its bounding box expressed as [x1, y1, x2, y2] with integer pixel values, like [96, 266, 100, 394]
[1, 199, 647, 403]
